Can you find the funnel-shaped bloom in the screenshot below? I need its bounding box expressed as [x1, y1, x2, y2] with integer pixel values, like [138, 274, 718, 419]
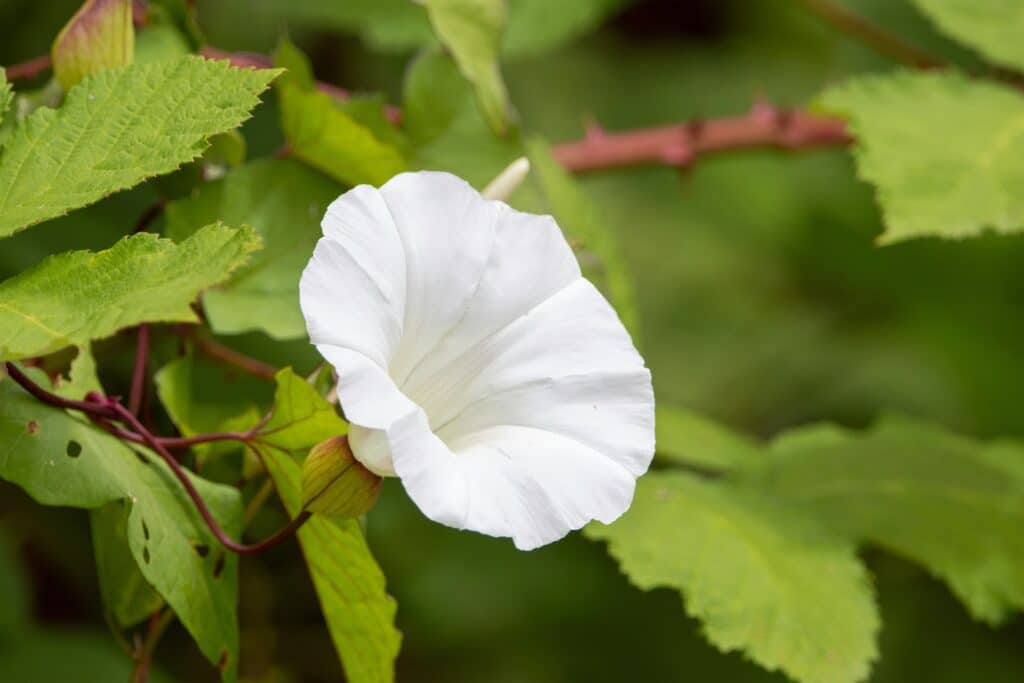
[300, 171, 654, 549]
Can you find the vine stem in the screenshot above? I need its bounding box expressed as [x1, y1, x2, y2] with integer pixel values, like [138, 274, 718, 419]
[131, 609, 174, 683]
[3, 362, 309, 555]
[129, 325, 149, 416]
[190, 334, 279, 381]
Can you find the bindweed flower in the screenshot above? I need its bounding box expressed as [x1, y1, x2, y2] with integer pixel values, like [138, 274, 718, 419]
[300, 171, 655, 550]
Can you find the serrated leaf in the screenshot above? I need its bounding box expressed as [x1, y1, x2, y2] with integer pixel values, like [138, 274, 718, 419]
[255, 368, 347, 451]
[259, 445, 400, 683]
[820, 72, 1024, 242]
[748, 416, 1024, 625]
[52, 0, 135, 89]
[165, 159, 340, 339]
[587, 471, 879, 683]
[0, 55, 278, 238]
[526, 138, 641, 338]
[655, 404, 760, 471]
[0, 369, 242, 679]
[0, 223, 259, 360]
[424, 0, 511, 135]
[911, 0, 1024, 72]
[154, 353, 268, 458]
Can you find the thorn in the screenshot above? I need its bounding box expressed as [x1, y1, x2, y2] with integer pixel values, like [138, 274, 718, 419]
[583, 115, 607, 141]
[661, 142, 694, 167]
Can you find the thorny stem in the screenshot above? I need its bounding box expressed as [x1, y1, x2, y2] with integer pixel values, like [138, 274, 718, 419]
[551, 103, 851, 173]
[129, 325, 149, 416]
[793, 0, 944, 69]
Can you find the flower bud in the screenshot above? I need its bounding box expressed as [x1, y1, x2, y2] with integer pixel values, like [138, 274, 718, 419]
[301, 435, 381, 518]
[52, 0, 134, 90]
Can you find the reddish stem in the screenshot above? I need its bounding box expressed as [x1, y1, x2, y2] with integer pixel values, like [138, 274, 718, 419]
[4, 55, 52, 81]
[107, 400, 310, 555]
[191, 334, 278, 382]
[551, 104, 852, 173]
[129, 325, 149, 416]
[5, 362, 118, 420]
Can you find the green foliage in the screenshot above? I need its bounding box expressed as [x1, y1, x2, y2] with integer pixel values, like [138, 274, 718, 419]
[154, 353, 267, 458]
[820, 72, 1024, 242]
[402, 50, 468, 146]
[165, 159, 340, 339]
[587, 471, 879, 683]
[0, 369, 242, 679]
[0, 70, 11, 128]
[910, 0, 1024, 71]
[90, 503, 163, 627]
[0, 224, 259, 359]
[655, 404, 761, 471]
[424, 0, 511, 135]
[257, 368, 347, 450]
[51, 0, 135, 89]
[0, 56, 277, 237]
[748, 416, 1024, 625]
[275, 43, 405, 186]
[526, 138, 641, 337]
[256, 369, 399, 683]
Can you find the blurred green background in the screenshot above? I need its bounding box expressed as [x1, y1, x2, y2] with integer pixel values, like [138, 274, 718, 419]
[2, 0, 1024, 681]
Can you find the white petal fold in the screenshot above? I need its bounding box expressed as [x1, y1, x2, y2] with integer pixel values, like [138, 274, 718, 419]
[300, 171, 655, 550]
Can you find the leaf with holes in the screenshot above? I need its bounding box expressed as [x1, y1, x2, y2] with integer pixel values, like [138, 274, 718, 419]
[0, 55, 278, 238]
[587, 471, 879, 683]
[820, 72, 1024, 242]
[0, 223, 259, 360]
[165, 159, 341, 339]
[0, 368, 242, 681]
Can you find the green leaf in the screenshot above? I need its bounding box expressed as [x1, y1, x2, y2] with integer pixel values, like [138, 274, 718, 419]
[820, 72, 1024, 243]
[0, 223, 260, 360]
[51, 0, 135, 89]
[259, 446, 400, 683]
[402, 50, 469, 147]
[525, 138, 641, 337]
[90, 503, 163, 627]
[424, 0, 511, 135]
[154, 353, 268, 458]
[255, 368, 347, 451]
[0, 70, 11, 128]
[748, 416, 1024, 625]
[911, 0, 1024, 71]
[165, 159, 340, 339]
[501, 0, 628, 58]
[278, 83, 406, 186]
[587, 471, 879, 683]
[0, 55, 278, 238]
[655, 405, 761, 471]
[53, 345, 103, 400]
[0, 370, 242, 679]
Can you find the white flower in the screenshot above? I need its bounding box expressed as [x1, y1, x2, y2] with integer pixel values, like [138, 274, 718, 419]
[300, 171, 655, 550]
